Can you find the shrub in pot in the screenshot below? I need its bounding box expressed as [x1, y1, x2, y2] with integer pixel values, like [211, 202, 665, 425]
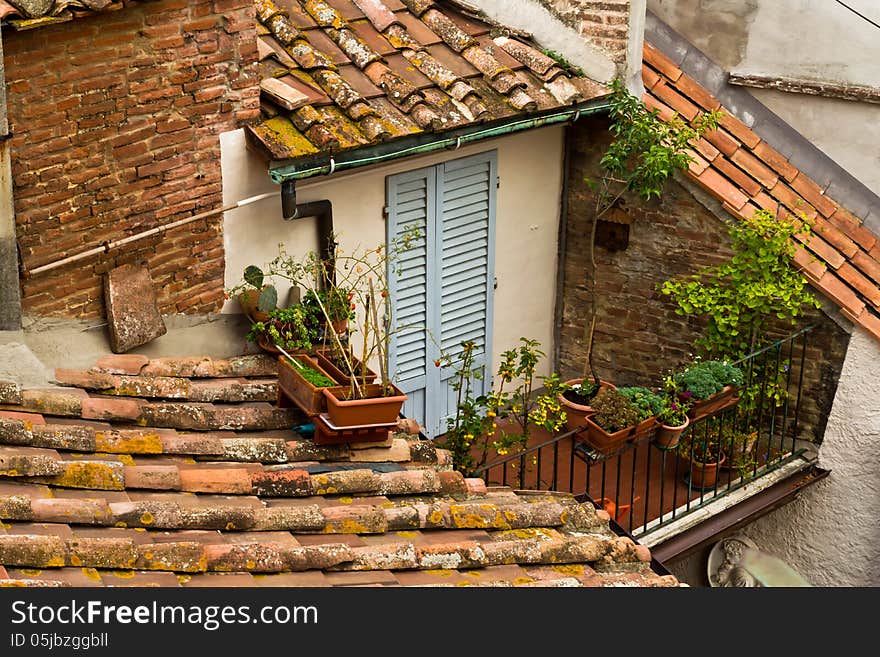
[581, 388, 643, 455]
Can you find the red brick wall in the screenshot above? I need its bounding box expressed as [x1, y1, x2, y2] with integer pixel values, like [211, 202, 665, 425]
[559, 117, 849, 442]
[539, 0, 630, 64]
[3, 0, 260, 319]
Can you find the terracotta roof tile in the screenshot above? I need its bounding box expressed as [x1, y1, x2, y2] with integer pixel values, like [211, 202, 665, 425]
[652, 81, 700, 121]
[752, 140, 799, 183]
[809, 270, 866, 317]
[828, 207, 877, 252]
[716, 111, 761, 149]
[672, 72, 722, 112]
[0, 354, 670, 587]
[687, 167, 749, 211]
[837, 263, 880, 308]
[790, 172, 838, 218]
[643, 42, 681, 82]
[642, 64, 661, 91]
[351, 0, 399, 32]
[703, 126, 741, 158]
[248, 0, 609, 162]
[851, 251, 880, 287]
[730, 148, 779, 189]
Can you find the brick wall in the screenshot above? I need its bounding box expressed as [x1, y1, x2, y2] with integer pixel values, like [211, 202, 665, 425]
[538, 0, 630, 64]
[3, 0, 260, 319]
[559, 116, 849, 442]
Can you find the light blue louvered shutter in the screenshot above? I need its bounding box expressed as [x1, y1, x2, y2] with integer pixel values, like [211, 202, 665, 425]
[435, 152, 497, 433]
[386, 151, 497, 438]
[386, 166, 440, 435]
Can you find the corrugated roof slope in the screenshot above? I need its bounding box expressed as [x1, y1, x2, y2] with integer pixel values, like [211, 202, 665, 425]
[643, 42, 880, 342]
[0, 354, 677, 587]
[245, 0, 610, 162]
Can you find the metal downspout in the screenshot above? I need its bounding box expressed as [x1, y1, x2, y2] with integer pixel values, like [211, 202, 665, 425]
[552, 122, 575, 371]
[281, 180, 334, 283]
[0, 23, 22, 329]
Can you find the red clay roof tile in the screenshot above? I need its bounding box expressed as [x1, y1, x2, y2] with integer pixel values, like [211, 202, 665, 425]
[643, 42, 682, 82]
[652, 81, 700, 120]
[810, 270, 866, 317]
[687, 167, 749, 210]
[716, 111, 761, 149]
[730, 147, 779, 189]
[828, 207, 877, 252]
[752, 140, 798, 183]
[851, 251, 880, 286]
[248, 0, 607, 162]
[790, 172, 838, 218]
[672, 72, 722, 112]
[837, 263, 880, 308]
[702, 126, 741, 158]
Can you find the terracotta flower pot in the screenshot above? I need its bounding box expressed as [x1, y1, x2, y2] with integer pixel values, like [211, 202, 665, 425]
[238, 289, 271, 323]
[653, 416, 690, 450]
[580, 415, 639, 456]
[683, 385, 741, 422]
[277, 354, 340, 417]
[322, 382, 407, 428]
[559, 378, 616, 432]
[687, 451, 726, 490]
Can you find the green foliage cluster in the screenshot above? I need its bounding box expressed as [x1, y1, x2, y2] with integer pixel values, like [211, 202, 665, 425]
[590, 388, 642, 433]
[439, 338, 568, 475]
[660, 208, 820, 360]
[245, 304, 320, 353]
[671, 360, 744, 401]
[616, 386, 664, 421]
[286, 356, 336, 388]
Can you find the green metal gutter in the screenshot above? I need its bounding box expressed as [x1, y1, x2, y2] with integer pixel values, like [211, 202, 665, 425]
[268, 97, 612, 184]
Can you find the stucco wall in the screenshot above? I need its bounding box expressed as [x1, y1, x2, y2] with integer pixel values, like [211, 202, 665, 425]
[646, 0, 880, 197]
[667, 325, 880, 587]
[220, 126, 565, 380]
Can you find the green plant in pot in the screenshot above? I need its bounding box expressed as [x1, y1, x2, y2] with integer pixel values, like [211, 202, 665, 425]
[672, 359, 744, 420]
[563, 78, 721, 423]
[582, 387, 642, 454]
[230, 265, 278, 322]
[677, 429, 726, 490]
[245, 303, 319, 355]
[653, 394, 691, 449]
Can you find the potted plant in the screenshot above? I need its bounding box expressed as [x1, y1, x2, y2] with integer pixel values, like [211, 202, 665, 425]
[230, 265, 277, 322]
[653, 395, 691, 450]
[617, 386, 664, 440]
[581, 387, 643, 455]
[254, 229, 422, 427]
[245, 303, 320, 355]
[558, 378, 616, 432]
[678, 430, 726, 490]
[573, 79, 721, 406]
[276, 352, 340, 416]
[672, 359, 744, 421]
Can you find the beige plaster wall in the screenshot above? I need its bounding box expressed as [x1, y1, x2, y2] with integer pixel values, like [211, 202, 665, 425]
[220, 126, 566, 378]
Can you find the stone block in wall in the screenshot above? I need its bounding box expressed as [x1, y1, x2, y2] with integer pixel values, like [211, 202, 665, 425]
[103, 264, 167, 354]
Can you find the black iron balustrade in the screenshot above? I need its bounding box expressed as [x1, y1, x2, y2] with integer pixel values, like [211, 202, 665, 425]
[470, 327, 814, 539]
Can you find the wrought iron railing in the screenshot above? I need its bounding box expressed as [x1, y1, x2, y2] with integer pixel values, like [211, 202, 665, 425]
[471, 327, 815, 539]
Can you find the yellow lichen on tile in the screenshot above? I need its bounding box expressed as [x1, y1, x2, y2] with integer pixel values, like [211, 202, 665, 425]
[552, 564, 584, 576]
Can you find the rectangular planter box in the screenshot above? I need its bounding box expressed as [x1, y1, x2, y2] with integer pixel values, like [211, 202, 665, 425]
[314, 347, 378, 385]
[580, 415, 657, 456]
[686, 385, 741, 422]
[277, 354, 340, 417]
[322, 382, 407, 428]
[313, 413, 395, 445]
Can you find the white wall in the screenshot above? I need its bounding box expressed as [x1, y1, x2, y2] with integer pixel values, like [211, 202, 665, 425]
[220, 126, 566, 379]
[668, 326, 880, 586]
